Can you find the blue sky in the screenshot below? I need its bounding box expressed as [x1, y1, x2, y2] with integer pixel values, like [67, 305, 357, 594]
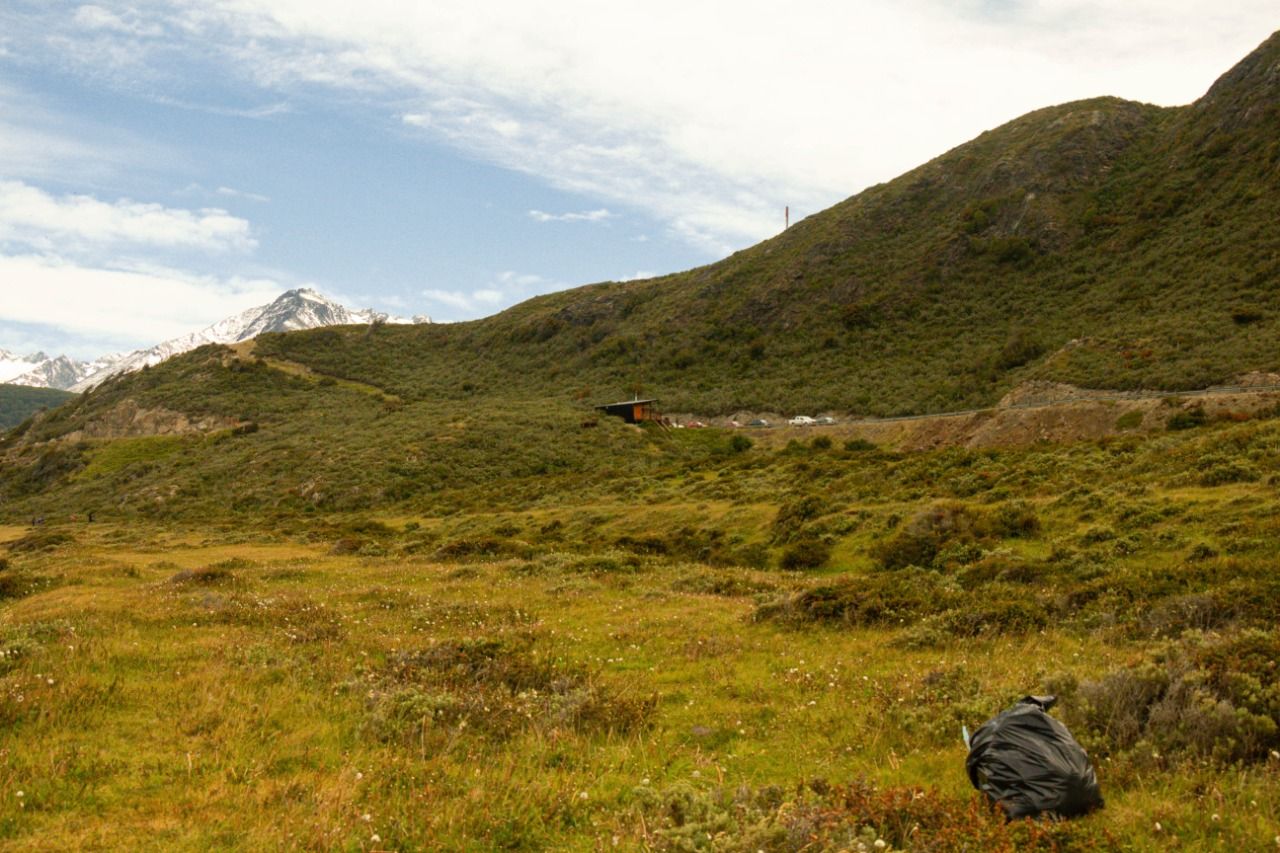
[0, 1, 1275, 359]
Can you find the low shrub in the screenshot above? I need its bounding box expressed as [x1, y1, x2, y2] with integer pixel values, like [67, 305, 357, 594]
[168, 565, 238, 586]
[772, 495, 826, 542]
[988, 501, 1041, 538]
[364, 635, 654, 742]
[754, 568, 960, 627]
[5, 529, 74, 554]
[1114, 410, 1143, 430]
[432, 537, 533, 561]
[870, 502, 980, 570]
[778, 537, 832, 571]
[642, 777, 1113, 852]
[1166, 406, 1207, 430]
[1062, 628, 1280, 764]
[206, 593, 344, 643]
[1197, 462, 1258, 486]
[670, 569, 777, 598]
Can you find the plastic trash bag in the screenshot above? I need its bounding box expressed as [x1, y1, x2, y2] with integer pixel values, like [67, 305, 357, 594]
[965, 695, 1103, 819]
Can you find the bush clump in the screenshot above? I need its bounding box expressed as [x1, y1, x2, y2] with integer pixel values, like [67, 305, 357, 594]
[874, 503, 979, 569]
[778, 537, 832, 571]
[642, 777, 1112, 852]
[754, 568, 960, 627]
[771, 494, 826, 543]
[1166, 406, 1207, 430]
[1114, 410, 1144, 430]
[364, 635, 654, 742]
[1061, 628, 1280, 764]
[5, 529, 74, 554]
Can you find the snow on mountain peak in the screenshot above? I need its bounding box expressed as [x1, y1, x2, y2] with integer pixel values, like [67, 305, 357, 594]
[61, 290, 427, 392]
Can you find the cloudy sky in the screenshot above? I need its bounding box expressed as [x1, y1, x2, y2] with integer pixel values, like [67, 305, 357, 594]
[0, 2, 1275, 358]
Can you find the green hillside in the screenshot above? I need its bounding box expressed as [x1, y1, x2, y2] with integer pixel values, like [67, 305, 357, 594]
[245, 30, 1280, 416]
[3, 33, 1280, 852]
[0, 384, 74, 430]
[1, 30, 1278, 522]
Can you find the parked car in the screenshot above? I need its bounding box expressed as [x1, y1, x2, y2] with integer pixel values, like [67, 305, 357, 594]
[788, 415, 816, 426]
[684, 421, 706, 429]
[815, 416, 837, 425]
[747, 419, 770, 428]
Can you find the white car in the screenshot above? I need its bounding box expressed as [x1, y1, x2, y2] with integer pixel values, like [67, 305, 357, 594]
[788, 415, 816, 426]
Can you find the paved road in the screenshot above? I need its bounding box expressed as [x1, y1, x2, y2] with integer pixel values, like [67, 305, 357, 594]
[749, 383, 1280, 428]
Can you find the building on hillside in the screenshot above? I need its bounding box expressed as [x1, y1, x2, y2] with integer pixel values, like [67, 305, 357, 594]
[596, 397, 660, 425]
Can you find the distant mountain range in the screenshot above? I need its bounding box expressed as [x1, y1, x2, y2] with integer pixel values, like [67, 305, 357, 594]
[0, 289, 430, 392]
[0, 350, 121, 390]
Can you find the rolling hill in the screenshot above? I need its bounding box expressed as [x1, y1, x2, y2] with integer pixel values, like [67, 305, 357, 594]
[1, 30, 1278, 520]
[248, 29, 1280, 416]
[0, 383, 75, 430]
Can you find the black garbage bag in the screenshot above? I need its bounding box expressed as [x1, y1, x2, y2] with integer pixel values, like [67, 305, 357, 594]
[965, 695, 1103, 820]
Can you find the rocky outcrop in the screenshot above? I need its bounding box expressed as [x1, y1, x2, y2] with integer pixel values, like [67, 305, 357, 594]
[52, 399, 241, 443]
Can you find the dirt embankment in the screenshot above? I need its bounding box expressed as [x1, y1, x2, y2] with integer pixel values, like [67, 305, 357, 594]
[698, 382, 1280, 451]
[18, 399, 242, 446]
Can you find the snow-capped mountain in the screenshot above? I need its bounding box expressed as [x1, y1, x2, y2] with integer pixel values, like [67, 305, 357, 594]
[1, 350, 120, 390]
[0, 349, 48, 384]
[68, 289, 428, 392]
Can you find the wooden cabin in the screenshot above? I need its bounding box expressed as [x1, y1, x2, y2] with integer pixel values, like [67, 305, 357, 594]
[596, 397, 659, 424]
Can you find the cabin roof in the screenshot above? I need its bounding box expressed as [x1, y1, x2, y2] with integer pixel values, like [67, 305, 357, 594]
[596, 398, 658, 408]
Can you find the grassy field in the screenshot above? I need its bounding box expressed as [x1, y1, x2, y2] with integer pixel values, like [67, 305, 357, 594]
[3, 412, 1280, 850]
[3, 31, 1279, 853]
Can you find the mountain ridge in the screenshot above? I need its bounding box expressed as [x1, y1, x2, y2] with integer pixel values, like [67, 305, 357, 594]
[2, 30, 1278, 519]
[68, 287, 429, 391]
[1, 289, 431, 392]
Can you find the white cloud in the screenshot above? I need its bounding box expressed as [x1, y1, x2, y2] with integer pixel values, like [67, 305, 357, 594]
[215, 185, 271, 203]
[495, 271, 549, 290]
[0, 180, 255, 253]
[422, 270, 557, 316]
[150, 96, 293, 119]
[0, 83, 144, 183]
[0, 252, 285, 346]
[14, 2, 1280, 254]
[73, 5, 164, 37]
[420, 288, 477, 311]
[528, 208, 615, 224]
[141, 0, 1274, 252]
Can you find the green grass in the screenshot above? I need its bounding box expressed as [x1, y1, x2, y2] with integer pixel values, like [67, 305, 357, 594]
[2, 30, 1280, 851]
[75, 435, 190, 481]
[3, 410, 1280, 849]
